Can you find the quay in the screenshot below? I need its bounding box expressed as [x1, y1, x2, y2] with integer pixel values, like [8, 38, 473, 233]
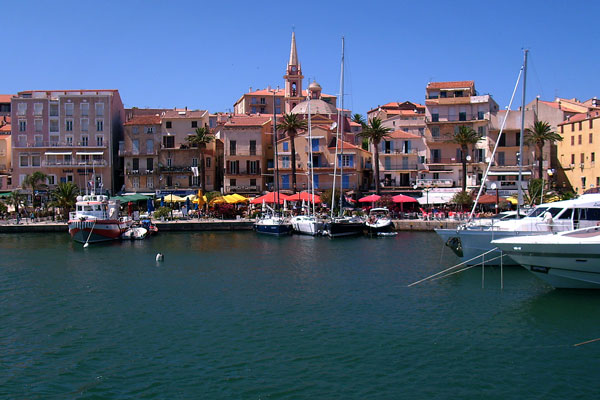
[0, 219, 460, 233]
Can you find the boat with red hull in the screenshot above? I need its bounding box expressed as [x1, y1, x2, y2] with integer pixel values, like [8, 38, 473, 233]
[68, 194, 132, 244]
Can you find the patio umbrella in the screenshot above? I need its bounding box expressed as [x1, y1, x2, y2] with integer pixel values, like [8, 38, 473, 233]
[359, 194, 381, 203]
[164, 194, 184, 203]
[478, 194, 506, 204]
[127, 201, 133, 216]
[250, 191, 290, 204]
[160, 196, 164, 208]
[392, 193, 418, 212]
[230, 193, 249, 203]
[147, 198, 154, 214]
[287, 191, 321, 203]
[186, 197, 191, 213]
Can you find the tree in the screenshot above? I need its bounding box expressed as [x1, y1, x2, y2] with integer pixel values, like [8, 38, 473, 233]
[7, 190, 27, 217]
[23, 171, 48, 208]
[187, 127, 215, 192]
[351, 113, 367, 128]
[277, 113, 307, 193]
[450, 126, 482, 192]
[525, 121, 563, 180]
[51, 182, 79, 220]
[358, 117, 392, 195]
[451, 190, 473, 211]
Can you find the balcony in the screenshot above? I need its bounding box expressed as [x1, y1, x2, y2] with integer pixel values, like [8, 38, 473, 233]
[119, 149, 159, 156]
[225, 167, 262, 176]
[126, 169, 157, 175]
[41, 159, 107, 167]
[416, 179, 454, 188]
[227, 185, 260, 192]
[427, 158, 460, 165]
[226, 149, 260, 156]
[380, 163, 421, 171]
[381, 149, 419, 155]
[14, 140, 107, 148]
[160, 166, 192, 173]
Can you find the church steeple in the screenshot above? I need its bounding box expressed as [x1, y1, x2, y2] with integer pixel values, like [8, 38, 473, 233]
[284, 31, 303, 113]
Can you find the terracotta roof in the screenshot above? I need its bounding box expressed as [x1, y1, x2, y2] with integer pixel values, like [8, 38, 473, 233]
[224, 115, 272, 127]
[328, 140, 361, 151]
[389, 130, 421, 139]
[162, 110, 208, 119]
[123, 115, 161, 126]
[427, 81, 475, 90]
[539, 100, 588, 114]
[0, 124, 10, 133]
[245, 88, 335, 98]
[0, 94, 14, 103]
[558, 112, 600, 125]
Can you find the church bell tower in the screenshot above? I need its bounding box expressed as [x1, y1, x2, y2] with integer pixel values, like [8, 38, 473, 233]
[284, 31, 304, 113]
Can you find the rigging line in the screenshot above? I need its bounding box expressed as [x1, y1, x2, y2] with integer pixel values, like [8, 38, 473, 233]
[469, 63, 524, 220]
[431, 254, 507, 282]
[528, 52, 545, 101]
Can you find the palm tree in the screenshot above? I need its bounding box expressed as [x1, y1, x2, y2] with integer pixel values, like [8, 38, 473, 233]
[525, 121, 563, 179]
[358, 117, 392, 195]
[277, 113, 307, 193]
[51, 182, 79, 220]
[23, 171, 48, 208]
[351, 113, 367, 128]
[7, 190, 27, 218]
[450, 126, 482, 192]
[187, 127, 215, 192]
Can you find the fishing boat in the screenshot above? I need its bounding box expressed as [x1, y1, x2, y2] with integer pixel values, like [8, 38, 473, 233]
[68, 194, 132, 244]
[364, 207, 396, 236]
[141, 219, 159, 235]
[325, 37, 364, 239]
[493, 226, 600, 289]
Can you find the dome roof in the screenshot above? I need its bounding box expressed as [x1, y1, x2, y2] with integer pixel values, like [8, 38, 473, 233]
[291, 99, 337, 115]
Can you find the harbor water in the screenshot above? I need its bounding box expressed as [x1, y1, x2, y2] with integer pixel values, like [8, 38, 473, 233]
[2, 232, 600, 399]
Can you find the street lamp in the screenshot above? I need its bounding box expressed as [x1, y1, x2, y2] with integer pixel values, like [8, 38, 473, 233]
[491, 182, 499, 213]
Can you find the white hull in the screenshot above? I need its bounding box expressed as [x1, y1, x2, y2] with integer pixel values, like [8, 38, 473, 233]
[493, 229, 600, 289]
[291, 216, 324, 236]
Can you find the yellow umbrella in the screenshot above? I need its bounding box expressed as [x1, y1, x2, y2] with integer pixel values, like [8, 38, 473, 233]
[223, 195, 238, 204]
[210, 196, 226, 205]
[506, 196, 518, 205]
[164, 194, 185, 203]
[231, 193, 249, 203]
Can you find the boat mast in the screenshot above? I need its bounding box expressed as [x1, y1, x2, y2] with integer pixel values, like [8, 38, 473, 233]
[337, 37, 345, 216]
[272, 88, 280, 213]
[330, 38, 344, 218]
[517, 49, 528, 217]
[307, 92, 315, 217]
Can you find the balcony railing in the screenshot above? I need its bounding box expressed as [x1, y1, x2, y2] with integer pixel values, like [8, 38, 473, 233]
[126, 169, 157, 175]
[226, 185, 260, 193]
[427, 157, 460, 164]
[226, 149, 260, 156]
[225, 167, 262, 175]
[41, 159, 107, 167]
[119, 149, 159, 156]
[381, 149, 419, 155]
[160, 166, 192, 173]
[14, 140, 107, 148]
[380, 163, 421, 171]
[416, 179, 454, 188]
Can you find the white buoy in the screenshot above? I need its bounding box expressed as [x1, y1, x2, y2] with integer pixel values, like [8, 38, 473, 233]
[83, 243, 89, 248]
[156, 253, 164, 262]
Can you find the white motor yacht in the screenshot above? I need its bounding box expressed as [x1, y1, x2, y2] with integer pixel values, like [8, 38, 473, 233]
[493, 226, 600, 289]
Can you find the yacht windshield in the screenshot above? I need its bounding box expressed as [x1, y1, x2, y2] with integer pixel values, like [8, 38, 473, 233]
[527, 207, 548, 218]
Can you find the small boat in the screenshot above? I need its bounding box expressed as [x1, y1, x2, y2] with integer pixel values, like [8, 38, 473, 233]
[255, 213, 293, 236]
[364, 207, 395, 236]
[141, 219, 159, 235]
[68, 194, 132, 244]
[324, 216, 365, 238]
[493, 226, 600, 289]
[291, 215, 324, 236]
[121, 226, 148, 240]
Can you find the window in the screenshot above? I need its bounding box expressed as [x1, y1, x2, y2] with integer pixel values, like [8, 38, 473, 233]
[478, 111, 485, 120]
[229, 140, 236, 155]
[431, 126, 440, 137]
[147, 176, 154, 188]
[81, 118, 89, 131]
[191, 121, 198, 128]
[163, 136, 175, 148]
[20, 155, 29, 167]
[281, 174, 290, 189]
[31, 155, 41, 167]
[65, 103, 74, 116]
[590, 119, 594, 129]
[571, 136, 575, 145]
[64, 154, 72, 165]
[166, 121, 172, 129]
[132, 158, 139, 171]
[275, 98, 281, 105]
[581, 153, 585, 164]
[571, 154, 575, 165]
[497, 152, 505, 166]
[49, 103, 58, 116]
[47, 175, 56, 185]
[96, 136, 103, 147]
[229, 160, 239, 174]
[251, 97, 257, 104]
[260, 106, 266, 113]
[80, 103, 89, 116]
[34, 103, 43, 116]
[167, 158, 172, 167]
[260, 97, 266, 104]
[250, 140, 257, 155]
[50, 119, 59, 132]
[50, 135, 59, 146]
[592, 152, 595, 163]
[17, 103, 27, 116]
[132, 176, 140, 188]
[339, 154, 354, 167]
[560, 125, 564, 133]
[132, 139, 139, 154]
[34, 135, 43, 147]
[590, 133, 593, 144]
[95, 103, 104, 116]
[19, 120, 26, 132]
[34, 119, 42, 132]
[248, 160, 259, 174]
[283, 142, 289, 152]
[145, 126, 154, 134]
[282, 156, 290, 168]
[146, 139, 154, 154]
[65, 119, 73, 131]
[96, 119, 104, 132]
[572, 123, 575, 132]
[251, 106, 256, 113]
[146, 158, 153, 171]
[418, 127, 425, 136]
[206, 157, 211, 168]
[578, 135, 582, 145]
[192, 158, 198, 167]
[431, 113, 439, 122]
[81, 136, 89, 146]
[275, 107, 281, 114]
[132, 126, 139, 134]
[230, 178, 236, 186]
[250, 178, 256, 186]
[582, 176, 586, 189]
[579, 122, 582, 131]
[458, 112, 466, 121]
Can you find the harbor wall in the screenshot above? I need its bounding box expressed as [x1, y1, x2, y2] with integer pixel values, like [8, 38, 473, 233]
[0, 219, 460, 233]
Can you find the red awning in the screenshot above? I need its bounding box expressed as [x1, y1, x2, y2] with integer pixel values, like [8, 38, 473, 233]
[250, 191, 290, 204]
[392, 194, 418, 203]
[359, 194, 381, 203]
[287, 191, 321, 203]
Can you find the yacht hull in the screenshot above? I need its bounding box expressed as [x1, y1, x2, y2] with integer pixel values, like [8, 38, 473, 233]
[254, 221, 293, 236]
[69, 220, 131, 244]
[325, 221, 364, 238]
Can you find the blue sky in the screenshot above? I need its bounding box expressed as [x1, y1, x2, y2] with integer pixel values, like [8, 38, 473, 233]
[4, 1, 598, 115]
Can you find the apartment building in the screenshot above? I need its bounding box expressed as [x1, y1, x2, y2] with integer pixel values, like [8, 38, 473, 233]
[557, 111, 600, 193]
[422, 81, 499, 189]
[0, 95, 12, 116]
[216, 115, 273, 195]
[11, 90, 124, 194]
[157, 109, 222, 194]
[374, 130, 427, 189]
[368, 101, 426, 135]
[122, 115, 162, 193]
[0, 116, 10, 190]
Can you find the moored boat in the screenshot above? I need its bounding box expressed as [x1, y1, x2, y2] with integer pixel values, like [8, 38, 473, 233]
[68, 194, 132, 244]
[364, 207, 395, 236]
[255, 214, 293, 236]
[121, 226, 148, 240]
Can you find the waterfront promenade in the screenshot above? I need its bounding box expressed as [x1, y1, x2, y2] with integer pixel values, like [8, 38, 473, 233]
[0, 218, 460, 233]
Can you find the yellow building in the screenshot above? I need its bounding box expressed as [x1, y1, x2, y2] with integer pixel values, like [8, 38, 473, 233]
[557, 111, 600, 193]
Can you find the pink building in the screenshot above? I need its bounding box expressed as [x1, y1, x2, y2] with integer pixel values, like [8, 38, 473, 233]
[11, 90, 124, 194]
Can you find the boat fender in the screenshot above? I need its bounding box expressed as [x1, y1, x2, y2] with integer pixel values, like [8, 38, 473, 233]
[156, 253, 164, 262]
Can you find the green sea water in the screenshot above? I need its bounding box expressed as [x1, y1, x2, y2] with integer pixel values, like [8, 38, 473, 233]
[1, 232, 600, 399]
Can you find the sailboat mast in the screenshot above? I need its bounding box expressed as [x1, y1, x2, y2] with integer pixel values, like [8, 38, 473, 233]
[272, 88, 280, 213]
[517, 49, 528, 217]
[337, 36, 345, 216]
[307, 93, 315, 217]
